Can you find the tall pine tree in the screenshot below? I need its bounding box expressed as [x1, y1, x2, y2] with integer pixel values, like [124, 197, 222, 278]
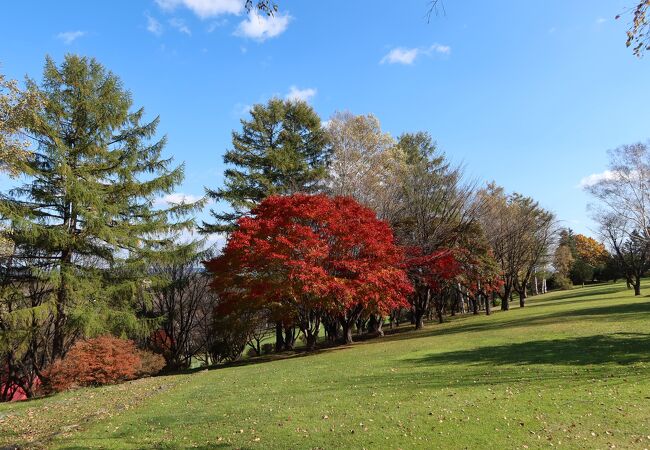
[0, 54, 202, 365]
[202, 98, 329, 233]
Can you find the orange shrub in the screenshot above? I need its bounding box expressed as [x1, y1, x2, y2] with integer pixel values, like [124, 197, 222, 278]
[46, 336, 142, 392]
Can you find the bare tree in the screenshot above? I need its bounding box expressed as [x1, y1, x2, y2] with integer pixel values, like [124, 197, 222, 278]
[478, 184, 555, 310]
[587, 143, 650, 243]
[149, 247, 217, 370]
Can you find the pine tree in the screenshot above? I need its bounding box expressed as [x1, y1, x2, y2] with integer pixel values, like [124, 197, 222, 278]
[0, 54, 201, 365]
[202, 98, 329, 233]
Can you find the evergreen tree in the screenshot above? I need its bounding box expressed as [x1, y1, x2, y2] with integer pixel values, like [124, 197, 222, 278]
[0, 54, 201, 365]
[202, 98, 329, 233]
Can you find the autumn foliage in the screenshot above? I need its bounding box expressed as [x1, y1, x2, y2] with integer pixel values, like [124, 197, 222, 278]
[574, 234, 609, 268]
[45, 336, 164, 392]
[205, 194, 413, 348]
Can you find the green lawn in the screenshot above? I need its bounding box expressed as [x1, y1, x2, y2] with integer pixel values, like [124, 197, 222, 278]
[2, 281, 650, 449]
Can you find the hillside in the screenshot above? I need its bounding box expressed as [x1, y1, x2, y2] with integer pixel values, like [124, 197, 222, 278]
[2, 281, 650, 449]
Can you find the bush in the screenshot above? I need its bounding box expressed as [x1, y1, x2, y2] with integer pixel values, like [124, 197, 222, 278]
[46, 336, 142, 392]
[261, 343, 274, 355]
[136, 349, 165, 377]
[246, 347, 259, 358]
[552, 274, 573, 290]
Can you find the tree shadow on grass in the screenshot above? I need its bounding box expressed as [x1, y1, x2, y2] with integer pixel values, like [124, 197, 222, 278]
[407, 332, 650, 367]
[382, 300, 650, 344]
[531, 284, 630, 302]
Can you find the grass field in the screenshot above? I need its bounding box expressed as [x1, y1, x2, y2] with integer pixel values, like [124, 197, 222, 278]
[2, 281, 650, 449]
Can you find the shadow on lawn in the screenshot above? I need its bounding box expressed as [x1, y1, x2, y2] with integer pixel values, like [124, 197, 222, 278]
[533, 284, 631, 302]
[382, 298, 650, 344]
[173, 288, 650, 375]
[408, 332, 650, 367]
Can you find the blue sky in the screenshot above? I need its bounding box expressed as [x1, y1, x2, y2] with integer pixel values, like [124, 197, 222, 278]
[2, 0, 649, 238]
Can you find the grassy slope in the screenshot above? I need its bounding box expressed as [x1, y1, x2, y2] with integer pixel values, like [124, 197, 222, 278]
[2, 282, 650, 449]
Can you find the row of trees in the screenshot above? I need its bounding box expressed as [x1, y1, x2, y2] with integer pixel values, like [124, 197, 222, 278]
[1, 54, 560, 400]
[201, 94, 558, 353]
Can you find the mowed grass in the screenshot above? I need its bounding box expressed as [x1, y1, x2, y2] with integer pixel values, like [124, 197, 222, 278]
[2, 282, 650, 449]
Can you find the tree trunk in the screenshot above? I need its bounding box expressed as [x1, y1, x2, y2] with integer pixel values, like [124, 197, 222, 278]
[367, 314, 384, 336]
[305, 333, 317, 351]
[414, 288, 430, 329]
[519, 288, 526, 308]
[634, 276, 642, 296]
[501, 287, 510, 311]
[414, 309, 425, 330]
[472, 296, 479, 315]
[283, 327, 296, 351]
[485, 293, 492, 316]
[275, 322, 284, 352]
[437, 303, 444, 324]
[52, 251, 72, 360]
[342, 323, 353, 344]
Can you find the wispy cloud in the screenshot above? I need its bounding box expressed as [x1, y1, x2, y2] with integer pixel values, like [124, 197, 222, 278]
[169, 18, 191, 35]
[207, 18, 228, 32]
[154, 192, 202, 206]
[235, 10, 291, 41]
[146, 14, 163, 36]
[380, 43, 450, 65]
[57, 31, 86, 44]
[232, 102, 252, 116]
[595, 17, 607, 24]
[285, 85, 317, 103]
[155, 0, 243, 18]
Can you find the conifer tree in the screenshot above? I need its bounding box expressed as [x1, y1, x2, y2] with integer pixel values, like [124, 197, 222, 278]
[202, 98, 329, 233]
[0, 55, 201, 363]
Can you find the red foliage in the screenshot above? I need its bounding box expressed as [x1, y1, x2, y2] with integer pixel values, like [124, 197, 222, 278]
[45, 336, 143, 392]
[405, 247, 464, 292]
[406, 246, 503, 297]
[1, 364, 41, 402]
[150, 328, 174, 356]
[205, 194, 413, 326]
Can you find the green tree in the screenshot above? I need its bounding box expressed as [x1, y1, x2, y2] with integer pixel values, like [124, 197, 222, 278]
[0, 54, 201, 366]
[202, 98, 329, 233]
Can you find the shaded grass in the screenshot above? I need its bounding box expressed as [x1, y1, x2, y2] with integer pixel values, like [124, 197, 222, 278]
[2, 281, 650, 449]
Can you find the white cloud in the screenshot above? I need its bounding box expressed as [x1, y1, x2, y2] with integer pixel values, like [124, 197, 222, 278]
[579, 170, 618, 188]
[57, 31, 86, 44]
[146, 14, 163, 36]
[285, 85, 317, 103]
[155, 192, 202, 206]
[381, 47, 419, 65]
[169, 18, 191, 35]
[380, 43, 450, 65]
[235, 10, 291, 41]
[156, 0, 244, 18]
[596, 17, 607, 24]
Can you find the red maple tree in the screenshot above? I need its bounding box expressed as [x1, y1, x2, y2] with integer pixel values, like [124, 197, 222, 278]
[205, 194, 413, 348]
